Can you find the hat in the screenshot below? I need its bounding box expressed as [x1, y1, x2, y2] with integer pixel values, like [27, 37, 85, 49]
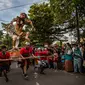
[25, 42, 30, 46]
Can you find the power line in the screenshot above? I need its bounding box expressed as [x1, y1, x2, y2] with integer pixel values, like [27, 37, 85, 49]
[0, 3, 34, 22]
[0, 19, 9, 22]
[0, 0, 46, 11]
[0, 18, 9, 22]
[0, 3, 32, 11]
[0, 1, 47, 22]
[0, 3, 33, 22]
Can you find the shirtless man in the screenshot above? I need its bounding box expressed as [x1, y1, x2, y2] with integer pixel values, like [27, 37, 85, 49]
[9, 13, 33, 48]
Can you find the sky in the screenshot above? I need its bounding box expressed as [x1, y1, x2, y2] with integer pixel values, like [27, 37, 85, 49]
[0, 0, 47, 30]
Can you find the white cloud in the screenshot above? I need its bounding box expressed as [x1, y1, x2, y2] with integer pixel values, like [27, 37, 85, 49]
[0, 0, 12, 9]
[0, 0, 48, 30]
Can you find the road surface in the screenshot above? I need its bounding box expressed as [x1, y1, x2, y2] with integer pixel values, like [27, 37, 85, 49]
[0, 62, 85, 85]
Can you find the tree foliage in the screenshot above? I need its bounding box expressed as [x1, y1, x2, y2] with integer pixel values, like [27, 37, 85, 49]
[50, 0, 74, 24]
[28, 3, 55, 44]
[50, 0, 85, 41]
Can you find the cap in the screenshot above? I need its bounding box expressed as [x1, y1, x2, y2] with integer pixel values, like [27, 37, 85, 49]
[25, 42, 30, 46]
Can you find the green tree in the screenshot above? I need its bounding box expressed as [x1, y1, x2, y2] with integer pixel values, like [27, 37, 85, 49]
[50, 0, 85, 43]
[28, 3, 55, 44]
[50, 0, 73, 24]
[2, 34, 12, 49]
[0, 30, 3, 39]
[0, 30, 3, 46]
[1, 23, 12, 49]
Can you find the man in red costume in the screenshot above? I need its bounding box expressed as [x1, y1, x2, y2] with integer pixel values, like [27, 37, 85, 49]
[34, 48, 47, 74]
[0, 46, 10, 82]
[20, 43, 32, 79]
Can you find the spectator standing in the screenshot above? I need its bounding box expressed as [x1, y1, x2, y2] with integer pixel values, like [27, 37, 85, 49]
[0, 46, 11, 82]
[73, 44, 82, 73]
[64, 43, 73, 72]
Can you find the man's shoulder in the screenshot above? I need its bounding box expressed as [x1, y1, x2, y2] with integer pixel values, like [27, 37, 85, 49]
[20, 47, 25, 50]
[0, 52, 2, 54]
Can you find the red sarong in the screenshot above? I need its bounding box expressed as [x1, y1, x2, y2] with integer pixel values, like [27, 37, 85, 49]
[65, 60, 73, 72]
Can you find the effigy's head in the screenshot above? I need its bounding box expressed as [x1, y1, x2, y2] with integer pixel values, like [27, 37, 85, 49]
[20, 13, 27, 19]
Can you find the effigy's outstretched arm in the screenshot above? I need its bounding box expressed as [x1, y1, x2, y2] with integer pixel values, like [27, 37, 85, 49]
[25, 18, 34, 28]
[8, 17, 17, 29]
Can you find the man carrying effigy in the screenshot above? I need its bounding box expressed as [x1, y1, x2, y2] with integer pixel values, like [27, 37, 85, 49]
[8, 12, 33, 48]
[0, 46, 11, 82]
[20, 42, 32, 79]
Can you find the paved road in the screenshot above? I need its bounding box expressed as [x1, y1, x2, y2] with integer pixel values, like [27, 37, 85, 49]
[0, 62, 85, 85]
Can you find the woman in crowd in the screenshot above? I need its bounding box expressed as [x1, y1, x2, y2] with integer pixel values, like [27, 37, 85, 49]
[73, 44, 82, 73]
[64, 43, 73, 72]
